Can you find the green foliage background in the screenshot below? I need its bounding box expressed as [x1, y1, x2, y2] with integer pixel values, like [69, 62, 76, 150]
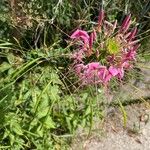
[0, 0, 150, 149]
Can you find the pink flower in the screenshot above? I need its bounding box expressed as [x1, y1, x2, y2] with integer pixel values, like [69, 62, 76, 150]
[80, 63, 114, 85]
[71, 29, 89, 44]
[74, 62, 109, 85]
[71, 29, 89, 39]
[99, 67, 114, 83]
[70, 11, 140, 86]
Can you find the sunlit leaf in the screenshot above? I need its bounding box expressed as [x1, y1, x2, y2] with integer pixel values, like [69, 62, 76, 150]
[43, 116, 55, 129]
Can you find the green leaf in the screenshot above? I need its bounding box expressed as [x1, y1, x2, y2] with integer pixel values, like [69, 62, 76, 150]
[37, 125, 43, 137]
[50, 70, 62, 85]
[37, 107, 49, 119]
[50, 85, 60, 101]
[44, 116, 55, 129]
[66, 117, 72, 132]
[12, 122, 23, 135]
[7, 53, 15, 64]
[9, 133, 15, 146]
[3, 129, 10, 139]
[0, 62, 11, 73]
[30, 118, 38, 129]
[85, 106, 91, 116]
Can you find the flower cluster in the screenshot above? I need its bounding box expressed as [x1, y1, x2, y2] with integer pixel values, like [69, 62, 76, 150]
[70, 10, 140, 86]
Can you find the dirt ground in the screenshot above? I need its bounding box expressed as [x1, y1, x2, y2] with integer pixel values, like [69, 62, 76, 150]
[72, 102, 150, 150]
[84, 103, 150, 150]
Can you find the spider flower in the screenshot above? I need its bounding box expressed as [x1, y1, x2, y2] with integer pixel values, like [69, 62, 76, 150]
[70, 11, 140, 86]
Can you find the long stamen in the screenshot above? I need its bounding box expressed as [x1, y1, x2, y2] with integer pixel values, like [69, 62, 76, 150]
[112, 20, 117, 33]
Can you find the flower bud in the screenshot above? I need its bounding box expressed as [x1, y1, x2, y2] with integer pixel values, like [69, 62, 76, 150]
[120, 14, 131, 32]
[128, 27, 138, 41]
[97, 9, 104, 32]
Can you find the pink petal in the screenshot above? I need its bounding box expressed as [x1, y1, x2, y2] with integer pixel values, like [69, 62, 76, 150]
[87, 62, 100, 70]
[98, 66, 107, 79]
[80, 35, 89, 44]
[109, 66, 118, 76]
[126, 50, 136, 60]
[71, 29, 89, 39]
[104, 73, 112, 83]
[117, 68, 124, 79]
[125, 44, 140, 60]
